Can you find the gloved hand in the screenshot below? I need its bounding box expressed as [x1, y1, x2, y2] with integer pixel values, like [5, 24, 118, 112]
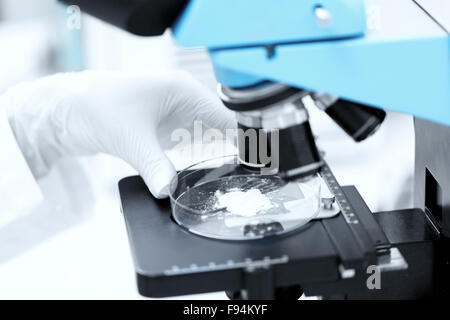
[3, 71, 235, 198]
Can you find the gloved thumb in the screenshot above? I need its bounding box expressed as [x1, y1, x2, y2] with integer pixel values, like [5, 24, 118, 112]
[140, 150, 176, 199]
[129, 134, 177, 199]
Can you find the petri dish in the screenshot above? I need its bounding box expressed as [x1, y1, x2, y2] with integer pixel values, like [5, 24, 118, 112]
[169, 155, 321, 241]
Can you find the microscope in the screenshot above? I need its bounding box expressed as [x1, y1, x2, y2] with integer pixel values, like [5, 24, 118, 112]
[61, 0, 450, 299]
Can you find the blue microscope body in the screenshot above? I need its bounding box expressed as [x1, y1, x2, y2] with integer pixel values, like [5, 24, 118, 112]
[173, 0, 449, 126]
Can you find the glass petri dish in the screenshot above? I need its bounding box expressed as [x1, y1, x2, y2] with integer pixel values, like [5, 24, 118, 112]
[169, 155, 321, 241]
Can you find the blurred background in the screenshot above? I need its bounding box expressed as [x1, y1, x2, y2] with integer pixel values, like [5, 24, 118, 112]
[0, 0, 414, 299]
[0, 0, 217, 93]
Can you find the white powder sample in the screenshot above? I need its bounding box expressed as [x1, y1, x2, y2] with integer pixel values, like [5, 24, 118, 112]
[215, 189, 273, 217]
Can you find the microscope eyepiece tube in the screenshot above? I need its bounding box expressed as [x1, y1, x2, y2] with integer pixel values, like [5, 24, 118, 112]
[219, 83, 323, 179]
[313, 93, 386, 142]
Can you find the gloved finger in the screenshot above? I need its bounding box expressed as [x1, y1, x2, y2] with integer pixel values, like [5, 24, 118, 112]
[163, 72, 236, 132]
[143, 156, 176, 199]
[123, 132, 177, 199]
[141, 149, 176, 199]
[189, 95, 236, 132]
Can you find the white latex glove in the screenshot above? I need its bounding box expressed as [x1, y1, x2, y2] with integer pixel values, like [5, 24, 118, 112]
[4, 71, 235, 198]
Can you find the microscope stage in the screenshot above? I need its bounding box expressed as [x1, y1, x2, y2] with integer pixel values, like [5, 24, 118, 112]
[119, 165, 390, 298]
